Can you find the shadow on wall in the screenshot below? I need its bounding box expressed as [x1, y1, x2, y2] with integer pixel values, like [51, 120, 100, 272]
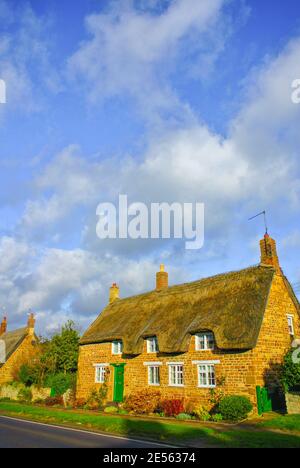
[263, 361, 286, 412]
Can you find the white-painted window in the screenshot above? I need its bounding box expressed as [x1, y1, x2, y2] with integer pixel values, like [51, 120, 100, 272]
[112, 340, 123, 355]
[168, 364, 184, 386]
[195, 332, 215, 351]
[95, 366, 107, 384]
[198, 364, 216, 388]
[147, 337, 159, 353]
[148, 366, 160, 385]
[287, 315, 295, 336]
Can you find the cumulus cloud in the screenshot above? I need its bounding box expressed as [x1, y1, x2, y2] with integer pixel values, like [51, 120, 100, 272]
[68, 0, 226, 121]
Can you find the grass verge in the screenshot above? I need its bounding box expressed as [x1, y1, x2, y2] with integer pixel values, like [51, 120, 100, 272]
[1, 402, 300, 448]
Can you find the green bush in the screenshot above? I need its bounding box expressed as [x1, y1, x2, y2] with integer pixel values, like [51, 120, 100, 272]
[211, 413, 223, 422]
[45, 373, 75, 396]
[104, 406, 119, 414]
[176, 413, 192, 420]
[18, 365, 37, 387]
[281, 350, 300, 392]
[17, 387, 32, 403]
[218, 396, 253, 421]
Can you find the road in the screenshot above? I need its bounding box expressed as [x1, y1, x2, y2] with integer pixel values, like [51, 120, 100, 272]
[0, 415, 171, 448]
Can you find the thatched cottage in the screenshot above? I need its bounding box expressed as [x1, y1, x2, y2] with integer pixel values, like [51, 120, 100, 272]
[77, 234, 300, 412]
[0, 313, 38, 385]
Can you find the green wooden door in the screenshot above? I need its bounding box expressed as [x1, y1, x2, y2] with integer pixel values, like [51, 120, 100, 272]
[256, 386, 273, 415]
[113, 365, 125, 402]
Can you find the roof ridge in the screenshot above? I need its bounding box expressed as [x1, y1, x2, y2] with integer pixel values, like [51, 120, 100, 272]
[111, 263, 275, 305]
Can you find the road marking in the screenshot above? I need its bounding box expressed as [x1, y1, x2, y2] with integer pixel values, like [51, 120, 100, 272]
[0, 415, 176, 448]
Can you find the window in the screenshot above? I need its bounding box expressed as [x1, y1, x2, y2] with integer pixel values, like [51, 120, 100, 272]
[112, 340, 123, 355]
[195, 332, 215, 351]
[168, 363, 184, 386]
[95, 365, 107, 384]
[287, 315, 295, 336]
[198, 364, 216, 388]
[147, 337, 159, 353]
[148, 366, 160, 385]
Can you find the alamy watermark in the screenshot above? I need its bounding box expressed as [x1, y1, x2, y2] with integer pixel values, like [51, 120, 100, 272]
[291, 79, 300, 104]
[96, 195, 204, 250]
[292, 339, 300, 364]
[0, 79, 6, 104]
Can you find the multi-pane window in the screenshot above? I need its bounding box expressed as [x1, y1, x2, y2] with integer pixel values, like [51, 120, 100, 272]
[287, 315, 295, 336]
[95, 366, 107, 384]
[148, 366, 160, 385]
[147, 337, 159, 353]
[198, 364, 216, 388]
[195, 332, 215, 351]
[112, 340, 123, 355]
[168, 364, 184, 386]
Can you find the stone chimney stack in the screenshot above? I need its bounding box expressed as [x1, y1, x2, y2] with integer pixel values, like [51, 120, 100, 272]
[0, 316, 7, 335]
[109, 283, 120, 304]
[27, 312, 35, 335]
[260, 233, 281, 274]
[156, 264, 169, 291]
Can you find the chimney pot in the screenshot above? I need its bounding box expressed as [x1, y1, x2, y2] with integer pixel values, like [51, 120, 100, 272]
[0, 316, 7, 335]
[156, 264, 168, 291]
[27, 312, 35, 332]
[109, 283, 120, 304]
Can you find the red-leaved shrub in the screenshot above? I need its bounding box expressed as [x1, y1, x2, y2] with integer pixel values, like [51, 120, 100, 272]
[161, 399, 184, 417]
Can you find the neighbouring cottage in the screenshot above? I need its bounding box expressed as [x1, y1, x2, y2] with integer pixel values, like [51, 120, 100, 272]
[77, 234, 300, 412]
[0, 313, 39, 385]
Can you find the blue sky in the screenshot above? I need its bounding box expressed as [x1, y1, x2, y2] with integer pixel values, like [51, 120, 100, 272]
[0, 0, 300, 334]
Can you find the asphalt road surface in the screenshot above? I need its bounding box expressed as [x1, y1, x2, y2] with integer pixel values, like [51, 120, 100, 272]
[0, 415, 171, 448]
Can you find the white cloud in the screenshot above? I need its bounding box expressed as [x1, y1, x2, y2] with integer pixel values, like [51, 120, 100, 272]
[68, 0, 226, 120]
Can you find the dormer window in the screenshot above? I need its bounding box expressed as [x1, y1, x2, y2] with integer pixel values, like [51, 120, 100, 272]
[112, 340, 123, 355]
[195, 332, 215, 351]
[147, 337, 159, 353]
[287, 315, 295, 336]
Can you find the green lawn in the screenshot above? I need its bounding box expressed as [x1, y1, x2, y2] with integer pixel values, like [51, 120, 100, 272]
[1, 401, 300, 448]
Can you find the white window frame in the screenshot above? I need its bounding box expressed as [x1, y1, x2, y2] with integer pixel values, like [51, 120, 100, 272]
[112, 340, 123, 355]
[287, 315, 295, 336]
[148, 365, 160, 386]
[93, 363, 109, 384]
[197, 364, 216, 388]
[195, 332, 215, 351]
[167, 363, 184, 387]
[147, 337, 159, 353]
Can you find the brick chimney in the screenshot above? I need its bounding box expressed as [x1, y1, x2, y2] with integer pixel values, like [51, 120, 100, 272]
[260, 233, 282, 274]
[0, 316, 7, 335]
[156, 264, 168, 291]
[109, 283, 120, 304]
[27, 312, 35, 335]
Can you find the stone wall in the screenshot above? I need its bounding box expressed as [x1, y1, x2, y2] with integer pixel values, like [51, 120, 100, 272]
[285, 392, 300, 414]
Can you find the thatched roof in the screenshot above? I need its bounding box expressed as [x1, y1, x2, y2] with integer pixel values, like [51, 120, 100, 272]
[80, 265, 276, 354]
[0, 328, 28, 367]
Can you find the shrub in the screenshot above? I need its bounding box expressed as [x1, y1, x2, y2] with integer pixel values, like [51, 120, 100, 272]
[86, 385, 108, 410]
[104, 406, 119, 414]
[218, 395, 253, 421]
[45, 373, 75, 396]
[281, 350, 300, 392]
[160, 399, 184, 417]
[124, 389, 161, 414]
[211, 413, 223, 422]
[176, 413, 192, 420]
[44, 396, 63, 407]
[118, 409, 129, 415]
[193, 404, 211, 421]
[73, 398, 86, 409]
[17, 387, 32, 403]
[0, 397, 11, 402]
[18, 365, 36, 387]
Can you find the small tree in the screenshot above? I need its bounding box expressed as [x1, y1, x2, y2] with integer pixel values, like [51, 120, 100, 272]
[281, 350, 300, 392]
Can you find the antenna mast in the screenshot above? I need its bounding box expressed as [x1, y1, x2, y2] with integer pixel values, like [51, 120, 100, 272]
[248, 210, 268, 234]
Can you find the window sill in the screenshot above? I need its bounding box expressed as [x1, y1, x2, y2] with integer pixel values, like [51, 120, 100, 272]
[198, 385, 216, 389]
[168, 384, 184, 387]
[148, 383, 160, 386]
